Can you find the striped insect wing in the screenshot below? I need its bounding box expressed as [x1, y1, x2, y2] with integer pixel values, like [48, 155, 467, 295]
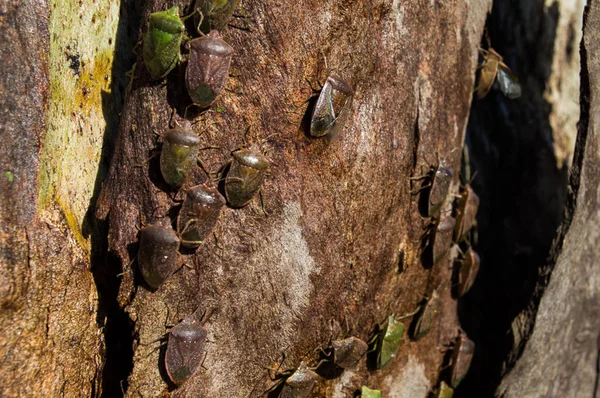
[331, 336, 368, 368]
[429, 160, 453, 217]
[412, 290, 441, 340]
[453, 185, 479, 242]
[378, 315, 404, 369]
[476, 50, 501, 99]
[138, 225, 180, 289]
[177, 182, 226, 248]
[435, 381, 454, 398]
[280, 361, 317, 398]
[495, 64, 522, 99]
[160, 125, 201, 189]
[225, 148, 269, 208]
[143, 6, 185, 79]
[165, 316, 208, 385]
[310, 76, 353, 137]
[433, 216, 456, 264]
[361, 386, 381, 398]
[451, 332, 475, 388]
[193, 0, 239, 32]
[186, 31, 234, 108]
[456, 248, 480, 297]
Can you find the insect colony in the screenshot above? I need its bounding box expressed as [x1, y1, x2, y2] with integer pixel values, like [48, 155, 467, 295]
[128, 1, 521, 396]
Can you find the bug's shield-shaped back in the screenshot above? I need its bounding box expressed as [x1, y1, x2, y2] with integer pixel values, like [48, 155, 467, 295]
[310, 76, 353, 138]
[165, 316, 208, 385]
[143, 7, 185, 80]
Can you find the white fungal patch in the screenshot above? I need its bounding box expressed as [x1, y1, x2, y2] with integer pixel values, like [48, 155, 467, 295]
[355, 91, 382, 161]
[385, 356, 430, 398]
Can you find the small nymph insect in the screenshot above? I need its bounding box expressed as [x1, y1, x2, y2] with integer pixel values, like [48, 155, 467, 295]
[138, 223, 180, 289]
[411, 289, 441, 340]
[160, 121, 201, 189]
[310, 75, 354, 138]
[477, 47, 521, 99]
[186, 30, 234, 108]
[450, 331, 475, 388]
[224, 146, 269, 208]
[177, 181, 226, 248]
[143, 6, 185, 80]
[193, 0, 240, 33]
[165, 315, 208, 385]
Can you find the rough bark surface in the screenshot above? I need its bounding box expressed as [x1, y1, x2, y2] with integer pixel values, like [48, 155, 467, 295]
[96, 1, 490, 396]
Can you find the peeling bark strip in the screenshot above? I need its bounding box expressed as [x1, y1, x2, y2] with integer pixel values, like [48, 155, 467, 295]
[95, 0, 492, 396]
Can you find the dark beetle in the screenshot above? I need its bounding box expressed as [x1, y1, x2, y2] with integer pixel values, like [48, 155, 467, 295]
[224, 147, 269, 208]
[310, 75, 354, 138]
[455, 247, 480, 297]
[143, 6, 185, 80]
[193, 0, 240, 33]
[177, 181, 226, 248]
[279, 361, 318, 398]
[412, 289, 441, 340]
[186, 30, 233, 108]
[330, 336, 368, 369]
[138, 224, 180, 289]
[160, 121, 201, 189]
[450, 331, 475, 388]
[165, 315, 208, 385]
[453, 184, 479, 242]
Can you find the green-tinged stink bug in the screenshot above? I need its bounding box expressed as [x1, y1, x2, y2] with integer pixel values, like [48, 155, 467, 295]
[138, 224, 180, 289]
[279, 361, 318, 398]
[165, 315, 208, 385]
[186, 30, 234, 108]
[224, 146, 269, 208]
[330, 336, 368, 369]
[411, 289, 441, 340]
[373, 315, 406, 369]
[310, 75, 354, 138]
[143, 6, 185, 80]
[177, 181, 226, 248]
[434, 381, 454, 398]
[477, 47, 521, 99]
[453, 185, 480, 242]
[160, 121, 201, 189]
[454, 247, 480, 297]
[450, 331, 475, 388]
[193, 0, 240, 33]
[361, 386, 381, 398]
[433, 216, 456, 265]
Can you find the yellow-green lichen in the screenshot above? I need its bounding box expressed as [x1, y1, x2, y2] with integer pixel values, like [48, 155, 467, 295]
[39, 0, 121, 252]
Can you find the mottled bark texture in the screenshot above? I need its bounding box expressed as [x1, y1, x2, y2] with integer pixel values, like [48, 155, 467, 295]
[96, 1, 491, 396]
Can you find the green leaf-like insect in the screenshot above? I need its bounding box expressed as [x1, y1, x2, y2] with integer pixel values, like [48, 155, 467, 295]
[143, 6, 185, 80]
[160, 121, 200, 189]
[374, 315, 405, 369]
[361, 386, 381, 398]
[193, 0, 240, 33]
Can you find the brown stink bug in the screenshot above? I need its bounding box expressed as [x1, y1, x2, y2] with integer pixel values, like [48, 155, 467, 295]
[160, 121, 201, 189]
[177, 181, 226, 248]
[412, 157, 454, 218]
[310, 75, 354, 138]
[224, 146, 269, 208]
[454, 246, 480, 297]
[165, 315, 208, 385]
[453, 184, 479, 243]
[433, 216, 456, 265]
[477, 45, 521, 99]
[328, 336, 368, 369]
[450, 331, 475, 388]
[411, 289, 441, 340]
[279, 361, 318, 398]
[186, 30, 234, 109]
[138, 223, 180, 289]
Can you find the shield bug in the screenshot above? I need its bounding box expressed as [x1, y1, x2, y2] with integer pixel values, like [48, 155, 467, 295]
[428, 159, 454, 217]
[310, 75, 354, 138]
[165, 315, 208, 385]
[330, 336, 368, 369]
[193, 0, 240, 33]
[477, 47, 521, 99]
[138, 224, 180, 289]
[361, 386, 381, 398]
[278, 361, 318, 398]
[372, 314, 406, 369]
[453, 185, 479, 242]
[411, 289, 441, 340]
[224, 146, 269, 208]
[450, 331, 475, 388]
[143, 6, 185, 80]
[454, 247, 480, 297]
[177, 181, 226, 248]
[186, 30, 234, 108]
[160, 121, 201, 189]
[434, 381, 454, 398]
[432, 216, 456, 265]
